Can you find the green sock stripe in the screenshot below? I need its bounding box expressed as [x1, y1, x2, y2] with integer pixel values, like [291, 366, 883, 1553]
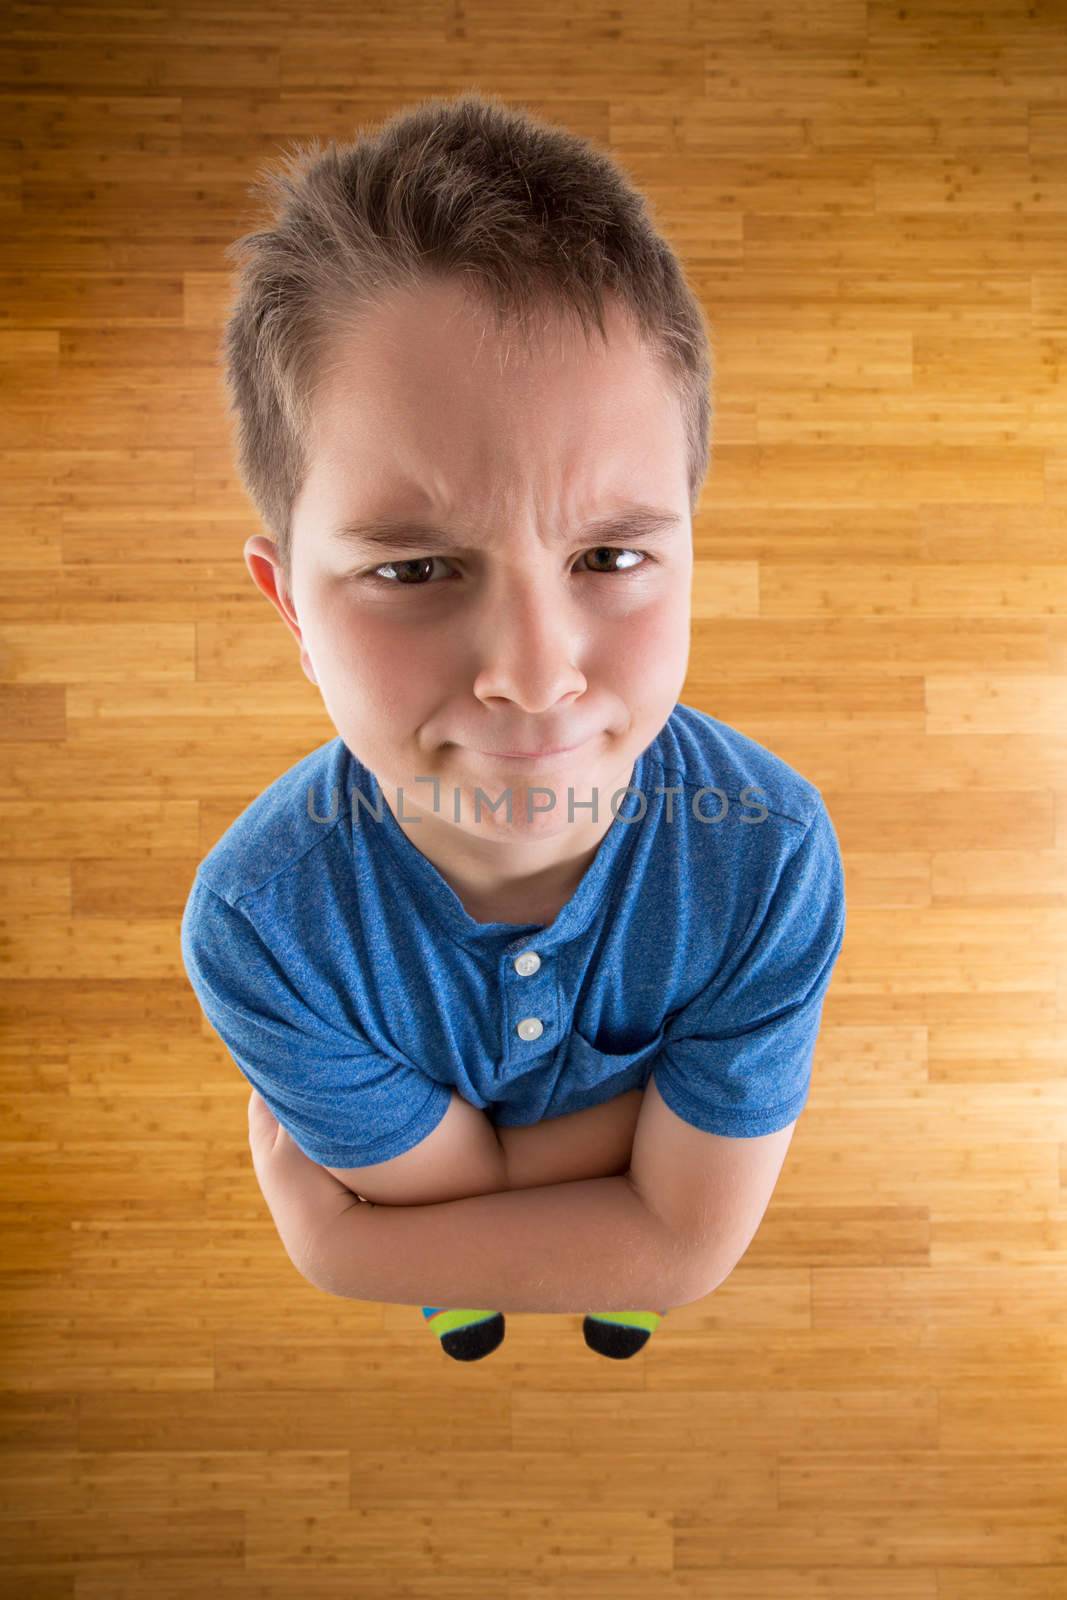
[586, 1310, 665, 1332]
[424, 1308, 499, 1336]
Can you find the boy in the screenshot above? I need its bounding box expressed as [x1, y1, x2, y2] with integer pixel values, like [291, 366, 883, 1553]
[181, 93, 846, 1361]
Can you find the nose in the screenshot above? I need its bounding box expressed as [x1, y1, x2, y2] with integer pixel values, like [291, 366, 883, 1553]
[469, 573, 588, 712]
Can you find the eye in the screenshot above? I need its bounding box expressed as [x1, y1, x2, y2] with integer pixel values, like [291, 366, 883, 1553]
[357, 546, 653, 589]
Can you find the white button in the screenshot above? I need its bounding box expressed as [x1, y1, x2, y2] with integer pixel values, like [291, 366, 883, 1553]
[514, 950, 541, 976]
[517, 1016, 544, 1041]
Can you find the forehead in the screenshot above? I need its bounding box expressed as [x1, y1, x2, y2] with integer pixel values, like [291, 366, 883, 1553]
[298, 279, 687, 534]
[313, 280, 676, 438]
[325, 276, 656, 379]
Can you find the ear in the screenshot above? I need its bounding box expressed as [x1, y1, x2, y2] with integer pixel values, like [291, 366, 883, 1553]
[243, 535, 318, 685]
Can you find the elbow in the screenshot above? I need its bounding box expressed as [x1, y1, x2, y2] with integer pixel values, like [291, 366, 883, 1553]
[662, 1249, 718, 1309]
[669, 1272, 720, 1309]
[669, 1240, 736, 1307]
[626, 1174, 712, 1310]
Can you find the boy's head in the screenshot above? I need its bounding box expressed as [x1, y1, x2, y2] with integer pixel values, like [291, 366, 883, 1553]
[222, 92, 714, 903]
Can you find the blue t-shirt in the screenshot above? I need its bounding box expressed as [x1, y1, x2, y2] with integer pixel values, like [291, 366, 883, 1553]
[180, 702, 846, 1166]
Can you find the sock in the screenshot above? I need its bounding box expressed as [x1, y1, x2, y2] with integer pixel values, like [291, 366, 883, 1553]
[420, 1306, 506, 1362]
[583, 1308, 667, 1360]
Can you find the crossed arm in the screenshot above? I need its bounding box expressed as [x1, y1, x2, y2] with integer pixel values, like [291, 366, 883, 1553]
[307, 1088, 700, 1314]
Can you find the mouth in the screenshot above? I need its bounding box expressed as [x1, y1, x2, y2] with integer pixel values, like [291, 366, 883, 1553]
[473, 739, 589, 763]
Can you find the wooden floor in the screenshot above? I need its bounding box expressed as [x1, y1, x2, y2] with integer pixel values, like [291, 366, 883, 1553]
[3, 1, 1067, 1594]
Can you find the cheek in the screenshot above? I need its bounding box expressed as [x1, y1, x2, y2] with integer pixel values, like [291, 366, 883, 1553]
[602, 596, 687, 673]
[315, 614, 442, 721]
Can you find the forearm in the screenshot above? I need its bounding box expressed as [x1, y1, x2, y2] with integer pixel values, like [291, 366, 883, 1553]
[309, 1173, 695, 1314]
[496, 1089, 643, 1192]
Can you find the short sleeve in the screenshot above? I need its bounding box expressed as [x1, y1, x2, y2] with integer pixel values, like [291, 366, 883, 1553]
[179, 874, 451, 1166]
[656, 798, 846, 1138]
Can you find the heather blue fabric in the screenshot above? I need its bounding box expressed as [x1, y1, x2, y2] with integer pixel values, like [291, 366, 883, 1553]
[180, 702, 846, 1167]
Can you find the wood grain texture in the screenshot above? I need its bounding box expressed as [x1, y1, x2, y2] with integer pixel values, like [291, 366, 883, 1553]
[2, 0, 1067, 1594]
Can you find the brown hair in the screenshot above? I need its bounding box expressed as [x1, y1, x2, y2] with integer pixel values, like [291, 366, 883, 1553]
[220, 89, 715, 586]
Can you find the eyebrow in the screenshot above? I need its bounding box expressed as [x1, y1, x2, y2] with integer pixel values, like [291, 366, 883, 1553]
[330, 505, 683, 554]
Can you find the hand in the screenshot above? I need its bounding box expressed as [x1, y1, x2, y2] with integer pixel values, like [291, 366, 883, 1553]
[247, 1088, 361, 1282]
